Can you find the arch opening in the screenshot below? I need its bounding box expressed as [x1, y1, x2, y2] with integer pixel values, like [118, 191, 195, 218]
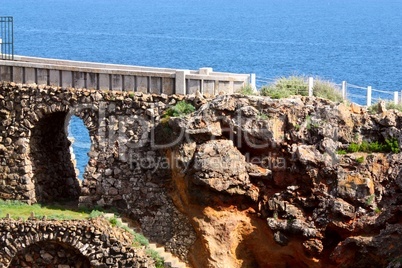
[10, 241, 91, 268]
[29, 111, 81, 203]
[68, 115, 91, 180]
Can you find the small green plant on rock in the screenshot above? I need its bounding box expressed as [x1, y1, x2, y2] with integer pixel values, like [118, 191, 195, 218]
[337, 149, 347, 155]
[356, 156, 365, 164]
[146, 249, 164, 268]
[109, 217, 118, 227]
[89, 210, 103, 219]
[346, 138, 400, 154]
[366, 194, 375, 206]
[375, 207, 381, 214]
[163, 101, 195, 118]
[257, 112, 269, 120]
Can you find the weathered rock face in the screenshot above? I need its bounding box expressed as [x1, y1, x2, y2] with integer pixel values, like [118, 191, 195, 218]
[165, 95, 402, 267]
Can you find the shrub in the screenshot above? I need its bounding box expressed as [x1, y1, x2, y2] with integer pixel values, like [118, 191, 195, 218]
[346, 138, 400, 154]
[163, 101, 195, 118]
[260, 76, 343, 102]
[384, 137, 400, 153]
[368, 101, 402, 114]
[260, 76, 307, 99]
[386, 102, 402, 113]
[313, 80, 343, 102]
[238, 84, 255, 95]
[347, 143, 360, 153]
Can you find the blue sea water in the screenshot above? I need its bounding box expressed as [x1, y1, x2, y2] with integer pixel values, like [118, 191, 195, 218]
[2, 0, 402, 177]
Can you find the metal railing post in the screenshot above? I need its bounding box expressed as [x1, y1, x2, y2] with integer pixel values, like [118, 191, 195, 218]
[367, 86, 372, 106]
[342, 81, 347, 100]
[250, 73, 256, 90]
[394, 91, 399, 105]
[308, 77, 314, 97]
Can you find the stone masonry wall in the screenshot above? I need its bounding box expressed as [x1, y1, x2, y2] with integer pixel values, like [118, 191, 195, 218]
[0, 218, 154, 267]
[0, 82, 198, 262]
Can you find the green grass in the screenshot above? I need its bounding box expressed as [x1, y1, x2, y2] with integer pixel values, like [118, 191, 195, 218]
[356, 156, 365, 164]
[0, 200, 90, 220]
[337, 149, 347, 155]
[146, 249, 164, 268]
[260, 76, 343, 102]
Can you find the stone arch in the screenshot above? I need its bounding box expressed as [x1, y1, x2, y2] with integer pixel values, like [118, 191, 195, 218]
[27, 102, 99, 204]
[9, 241, 91, 268]
[0, 220, 148, 267]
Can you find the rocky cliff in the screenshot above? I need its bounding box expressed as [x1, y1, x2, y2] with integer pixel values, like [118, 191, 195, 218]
[162, 94, 402, 267]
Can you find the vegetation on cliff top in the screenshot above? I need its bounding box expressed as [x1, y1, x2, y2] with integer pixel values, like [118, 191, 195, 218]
[368, 101, 402, 114]
[260, 76, 343, 102]
[238, 76, 344, 102]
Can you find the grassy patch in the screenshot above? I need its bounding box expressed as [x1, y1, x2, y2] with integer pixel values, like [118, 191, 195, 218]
[0, 200, 90, 220]
[260, 76, 308, 99]
[0, 200, 165, 267]
[313, 80, 343, 102]
[260, 76, 343, 102]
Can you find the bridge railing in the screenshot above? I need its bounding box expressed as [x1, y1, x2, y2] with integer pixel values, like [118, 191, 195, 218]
[0, 55, 253, 95]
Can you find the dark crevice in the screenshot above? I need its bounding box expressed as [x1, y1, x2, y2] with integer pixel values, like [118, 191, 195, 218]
[29, 112, 81, 203]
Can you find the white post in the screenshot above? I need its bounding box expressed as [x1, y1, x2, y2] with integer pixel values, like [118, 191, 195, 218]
[400, 91, 402, 104]
[308, 77, 314, 97]
[0, 38, 2, 56]
[394, 91, 399, 105]
[367, 86, 372, 107]
[175, 70, 190, 95]
[250, 73, 256, 90]
[342, 81, 347, 100]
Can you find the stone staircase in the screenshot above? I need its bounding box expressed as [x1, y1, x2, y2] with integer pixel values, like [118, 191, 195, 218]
[103, 213, 187, 268]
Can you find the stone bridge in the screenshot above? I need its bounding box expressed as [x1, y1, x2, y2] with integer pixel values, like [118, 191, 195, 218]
[0, 82, 198, 260]
[0, 218, 153, 267]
